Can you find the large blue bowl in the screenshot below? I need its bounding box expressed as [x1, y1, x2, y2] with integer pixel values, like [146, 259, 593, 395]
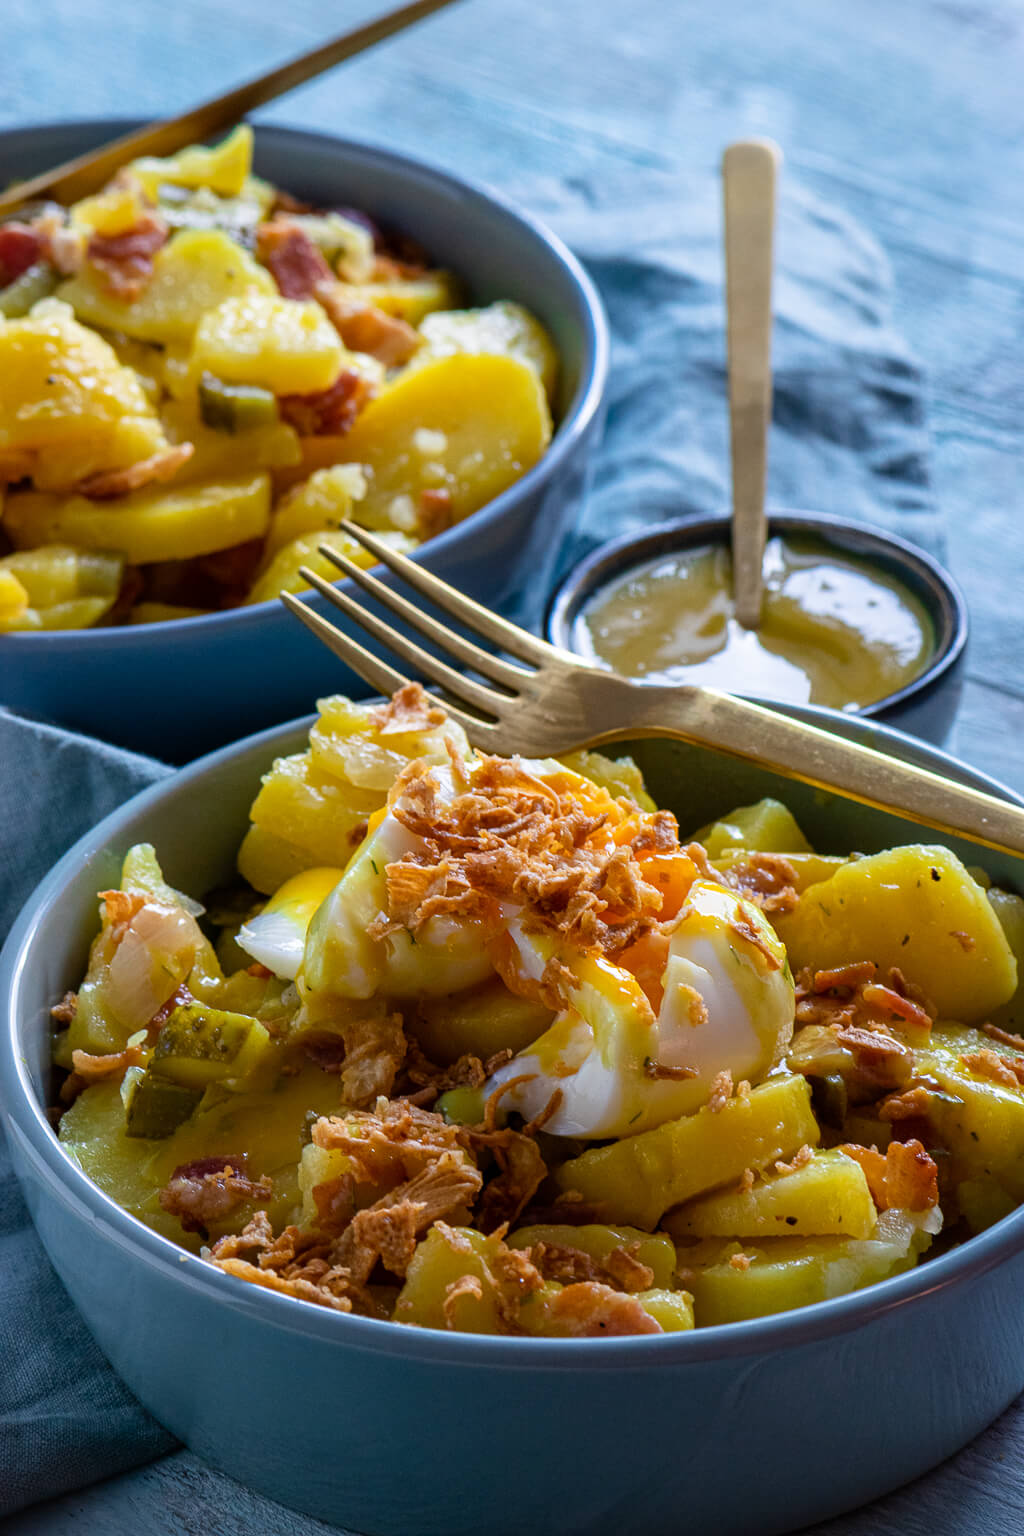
[3, 706, 1024, 1535]
[0, 120, 608, 760]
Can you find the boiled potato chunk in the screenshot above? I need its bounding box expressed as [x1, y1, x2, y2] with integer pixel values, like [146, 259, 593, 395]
[130, 124, 254, 200]
[417, 301, 559, 401]
[557, 749, 656, 812]
[4, 473, 271, 563]
[695, 798, 813, 859]
[58, 1081, 184, 1243]
[631, 1290, 695, 1332]
[338, 270, 462, 325]
[160, 395, 300, 483]
[665, 1148, 877, 1241]
[413, 976, 554, 1065]
[556, 1075, 820, 1230]
[246, 750, 384, 872]
[507, 1224, 677, 1288]
[189, 293, 346, 396]
[263, 465, 368, 558]
[773, 845, 1016, 1023]
[920, 1026, 1024, 1199]
[0, 546, 123, 631]
[309, 692, 467, 792]
[0, 300, 167, 488]
[237, 823, 329, 896]
[986, 887, 1024, 1033]
[395, 1225, 506, 1333]
[334, 353, 552, 529]
[678, 1210, 930, 1326]
[58, 229, 275, 345]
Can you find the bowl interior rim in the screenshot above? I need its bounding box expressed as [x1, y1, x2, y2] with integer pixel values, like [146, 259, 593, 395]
[4, 700, 1024, 1368]
[546, 509, 968, 718]
[0, 116, 609, 647]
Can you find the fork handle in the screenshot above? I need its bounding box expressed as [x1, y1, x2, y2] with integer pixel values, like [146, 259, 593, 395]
[604, 682, 1024, 858]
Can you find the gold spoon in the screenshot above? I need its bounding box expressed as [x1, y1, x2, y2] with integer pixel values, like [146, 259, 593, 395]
[722, 138, 781, 629]
[0, 0, 462, 217]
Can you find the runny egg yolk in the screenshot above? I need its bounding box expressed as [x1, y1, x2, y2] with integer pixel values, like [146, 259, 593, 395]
[236, 867, 344, 980]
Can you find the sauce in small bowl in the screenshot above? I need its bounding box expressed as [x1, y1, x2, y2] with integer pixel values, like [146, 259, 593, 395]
[548, 512, 968, 742]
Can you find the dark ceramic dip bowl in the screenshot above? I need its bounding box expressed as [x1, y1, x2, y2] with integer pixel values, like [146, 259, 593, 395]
[547, 511, 968, 744]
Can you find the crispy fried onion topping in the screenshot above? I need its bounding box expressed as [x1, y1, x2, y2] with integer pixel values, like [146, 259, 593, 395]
[788, 962, 934, 1098]
[719, 852, 799, 915]
[383, 756, 674, 954]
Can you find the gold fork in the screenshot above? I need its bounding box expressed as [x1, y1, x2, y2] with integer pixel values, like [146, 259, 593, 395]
[282, 521, 1024, 859]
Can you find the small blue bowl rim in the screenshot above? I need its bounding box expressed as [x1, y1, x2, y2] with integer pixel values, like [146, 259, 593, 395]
[546, 509, 969, 721]
[4, 704, 1024, 1372]
[0, 117, 609, 650]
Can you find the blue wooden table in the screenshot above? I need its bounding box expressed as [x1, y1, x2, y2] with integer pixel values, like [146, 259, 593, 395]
[5, 0, 1024, 1529]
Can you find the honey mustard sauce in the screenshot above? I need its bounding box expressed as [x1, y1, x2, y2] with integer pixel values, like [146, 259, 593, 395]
[571, 537, 934, 710]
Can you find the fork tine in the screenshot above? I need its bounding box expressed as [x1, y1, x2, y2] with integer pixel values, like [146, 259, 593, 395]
[295, 565, 510, 718]
[337, 520, 554, 665]
[282, 590, 501, 743]
[316, 542, 532, 692]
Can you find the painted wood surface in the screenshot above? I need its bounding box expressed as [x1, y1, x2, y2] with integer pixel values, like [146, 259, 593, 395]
[4, 0, 1024, 1530]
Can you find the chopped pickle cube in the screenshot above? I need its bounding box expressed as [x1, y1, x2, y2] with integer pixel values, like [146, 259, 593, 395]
[149, 1002, 269, 1088]
[198, 374, 279, 433]
[124, 1073, 204, 1139]
[0, 261, 59, 318]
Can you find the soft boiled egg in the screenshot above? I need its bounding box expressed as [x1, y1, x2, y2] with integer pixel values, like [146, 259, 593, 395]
[300, 765, 494, 1002]
[237, 867, 344, 980]
[483, 880, 795, 1138]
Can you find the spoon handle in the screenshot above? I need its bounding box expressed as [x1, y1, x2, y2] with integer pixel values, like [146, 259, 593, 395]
[722, 139, 781, 629]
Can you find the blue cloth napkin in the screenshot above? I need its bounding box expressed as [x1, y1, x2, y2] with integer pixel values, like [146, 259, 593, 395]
[0, 164, 938, 1517]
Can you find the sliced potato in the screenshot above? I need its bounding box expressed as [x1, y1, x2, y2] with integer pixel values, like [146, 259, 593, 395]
[417, 300, 558, 400]
[555, 1075, 820, 1230]
[4, 473, 272, 563]
[129, 125, 254, 201]
[773, 844, 1017, 1023]
[333, 352, 552, 530]
[189, 293, 346, 396]
[262, 464, 368, 558]
[336, 270, 462, 326]
[665, 1148, 877, 1241]
[0, 545, 123, 632]
[58, 229, 275, 346]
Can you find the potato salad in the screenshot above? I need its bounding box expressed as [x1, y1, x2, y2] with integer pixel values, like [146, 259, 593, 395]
[52, 685, 1024, 1335]
[0, 128, 556, 630]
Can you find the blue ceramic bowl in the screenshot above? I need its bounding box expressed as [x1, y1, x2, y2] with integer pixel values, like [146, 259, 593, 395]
[547, 511, 968, 745]
[3, 706, 1024, 1536]
[0, 120, 608, 761]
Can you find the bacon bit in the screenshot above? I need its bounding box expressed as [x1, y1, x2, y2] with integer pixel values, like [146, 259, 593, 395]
[879, 1086, 932, 1122]
[419, 487, 453, 540]
[960, 1048, 1024, 1090]
[839, 1138, 938, 1211]
[643, 1057, 698, 1081]
[278, 369, 373, 437]
[50, 991, 78, 1026]
[0, 221, 44, 285]
[729, 1252, 752, 1271]
[77, 443, 193, 500]
[676, 983, 709, 1028]
[707, 1069, 733, 1113]
[146, 984, 191, 1038]
[860, 983, 933, 1031]
[833, 1023, 912, 1063]
[984, 1023, 1024, 1051]
[372, 681, 446, 735]
[537, 1282, 662, 1337]
[86, 212, 168, 299]
[814, 961, 878, 993]
[443, 1272, 485, 1327]
[951, 929, 975, 952]
[255, 218, 333, 298]
[159, 1157, 273, 1235]
[774, 1144, 814, 1176]
[722, 852, 799, 915]
[315, 282, 420, 366]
